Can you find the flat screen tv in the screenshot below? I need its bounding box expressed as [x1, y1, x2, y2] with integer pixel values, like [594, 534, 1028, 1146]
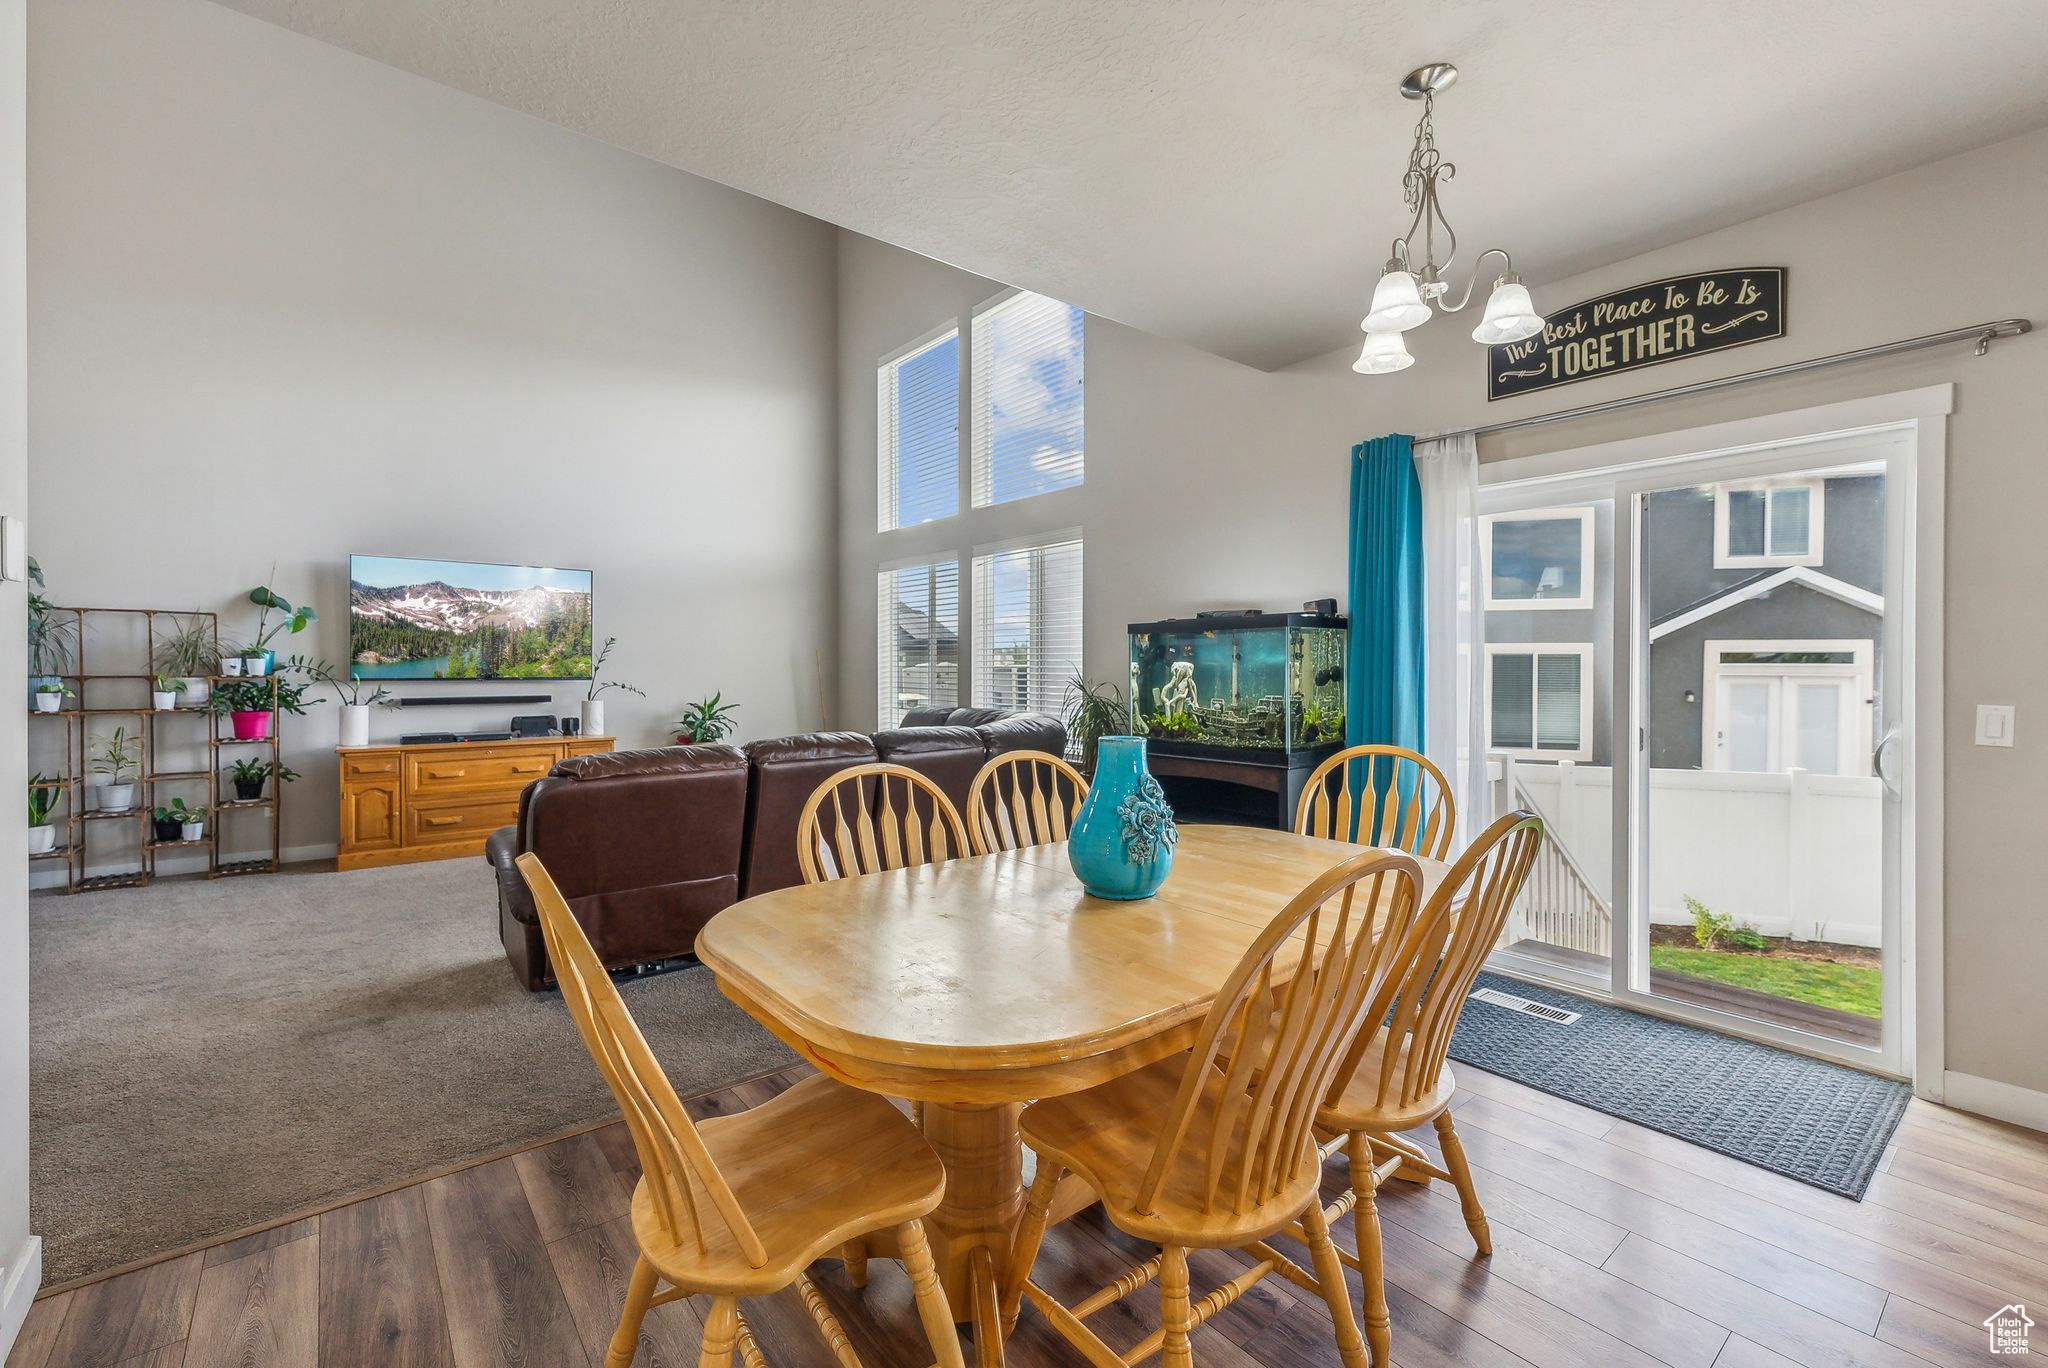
[349, 554, 595, 681]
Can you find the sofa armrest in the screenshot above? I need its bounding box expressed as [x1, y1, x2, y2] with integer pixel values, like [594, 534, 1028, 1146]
[486, 825, 538, 926]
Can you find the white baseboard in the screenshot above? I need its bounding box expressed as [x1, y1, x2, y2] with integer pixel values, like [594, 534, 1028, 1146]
[1941, 1070, 2048, 1135]
[0, 1236, 42, 1362]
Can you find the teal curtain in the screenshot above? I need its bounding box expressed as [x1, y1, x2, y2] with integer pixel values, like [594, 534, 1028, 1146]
[1346, 434, 1425, 755]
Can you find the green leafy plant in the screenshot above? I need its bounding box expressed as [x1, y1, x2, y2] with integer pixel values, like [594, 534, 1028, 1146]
[1685, 894, 1732, 950]
[1145, 710, 1201, 741]
[674, 692, 739, 743]
[1062, 673, 1127, 775]
[168, 797, 207, 823]
[34, 681, 72, 698]
[283, 655, 394, 707]
[27, 557, 80, 678]
[153, 616, 220, 678]
[246, 568, 318, 653]
[1726, 923, 1769, 953]
[227, 756, 299, 791]
[584, 637, 644, 701]
[210, 676, 316, 717]
[90, 727, 140, 785]
[152, 672, 177, 693]
[28, 773, 61, 828]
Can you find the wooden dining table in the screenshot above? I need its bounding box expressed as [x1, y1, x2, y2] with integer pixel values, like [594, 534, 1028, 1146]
[694, 823, 1447, 1366]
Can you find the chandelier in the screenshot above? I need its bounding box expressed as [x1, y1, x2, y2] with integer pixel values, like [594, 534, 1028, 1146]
[1355, 63, 1544, 375]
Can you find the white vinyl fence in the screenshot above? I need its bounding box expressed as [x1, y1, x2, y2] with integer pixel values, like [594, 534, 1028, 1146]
[1494, 756, 1883, 949]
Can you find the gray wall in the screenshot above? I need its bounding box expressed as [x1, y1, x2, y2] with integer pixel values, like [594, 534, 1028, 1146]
[1646, 474, 1885, 619]
[28, 0, 841, 863]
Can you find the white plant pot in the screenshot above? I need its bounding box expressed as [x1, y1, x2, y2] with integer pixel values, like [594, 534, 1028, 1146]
[33, 693, 61, 713]
[221, 657, 244, 677]
[28, 825, 55, 855]
[95, 782, 137, 812]
[340, 704, 371, 748]
[241, 656, 269, 678]
[152, 690, 178, 711]
[180, 821, 205, 842]
[580, 699, 604, 736]
[177, 677, 210, 705]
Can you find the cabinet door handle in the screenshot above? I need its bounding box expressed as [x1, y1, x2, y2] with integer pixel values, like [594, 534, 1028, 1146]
[421, 814, 463, 828]
[426, 769, 467, 780]
[511, 764, 547, 774]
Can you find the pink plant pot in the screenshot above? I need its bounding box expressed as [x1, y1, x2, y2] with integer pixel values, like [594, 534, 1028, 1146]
[230, 710, 272, 741]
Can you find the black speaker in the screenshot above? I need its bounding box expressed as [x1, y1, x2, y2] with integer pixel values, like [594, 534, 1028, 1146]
[511, 714, 554, 738]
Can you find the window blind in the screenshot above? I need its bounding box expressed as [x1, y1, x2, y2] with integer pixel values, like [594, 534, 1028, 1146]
[971, 535, 1083, 718]
[971, 292, 1084, 508]
[877, 559, 960, 724]
[878, 329, 960, 531]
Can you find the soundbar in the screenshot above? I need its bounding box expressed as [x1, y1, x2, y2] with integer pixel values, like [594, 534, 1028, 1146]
[398, 731, 519, 745]
[393, 692, 552, 707]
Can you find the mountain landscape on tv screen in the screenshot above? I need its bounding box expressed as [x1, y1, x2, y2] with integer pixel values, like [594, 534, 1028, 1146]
[349, 577, 593, 680]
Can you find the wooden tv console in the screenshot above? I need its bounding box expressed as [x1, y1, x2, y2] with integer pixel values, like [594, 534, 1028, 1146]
[335, 736, 614, 871]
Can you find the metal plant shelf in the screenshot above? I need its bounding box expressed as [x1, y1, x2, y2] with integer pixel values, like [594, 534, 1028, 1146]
[31, 606, 286, 893]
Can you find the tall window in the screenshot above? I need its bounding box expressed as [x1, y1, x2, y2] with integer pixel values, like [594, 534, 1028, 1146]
[971, 535, 1083, 717]
[971, 291, 1084, 508]
[878, 327, 960, 531]
[877, 559, 960, 724]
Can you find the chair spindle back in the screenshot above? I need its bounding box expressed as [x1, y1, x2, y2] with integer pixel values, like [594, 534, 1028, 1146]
[517, 852, 768, 1267]
[1137, 850, 1441, 1218]
[795, 762, 970, 883]
[1295, 745, 1456, 859]
[966, 750, 1089, 855]
[1348, 810, 1543, 1115]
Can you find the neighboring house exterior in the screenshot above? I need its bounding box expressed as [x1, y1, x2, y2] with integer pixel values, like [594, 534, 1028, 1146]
[1483, 471, 1884, 774]
[887, 597, 959, 715]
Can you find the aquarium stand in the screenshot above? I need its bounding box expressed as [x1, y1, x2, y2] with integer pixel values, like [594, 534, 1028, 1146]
[1149, 743, 1339, 831]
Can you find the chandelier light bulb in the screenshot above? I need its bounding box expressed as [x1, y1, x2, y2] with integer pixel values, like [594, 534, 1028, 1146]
[1362, 269, 1431, 333]
[1352, 329, 1414, 375]
[1471, 277, 1545, 345]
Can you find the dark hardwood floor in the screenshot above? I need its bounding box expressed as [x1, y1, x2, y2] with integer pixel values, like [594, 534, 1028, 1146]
[10, 1061, 2046, 1367]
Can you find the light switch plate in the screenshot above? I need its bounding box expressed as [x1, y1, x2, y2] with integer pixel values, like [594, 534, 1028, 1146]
[1976, 703, 2016, 747]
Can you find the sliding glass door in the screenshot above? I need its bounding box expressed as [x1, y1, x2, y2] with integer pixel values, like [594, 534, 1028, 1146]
[1483, 425, 1913, 1075]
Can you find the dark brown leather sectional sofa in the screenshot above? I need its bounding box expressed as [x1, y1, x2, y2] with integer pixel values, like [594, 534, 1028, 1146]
[486, 708, 1065, 989]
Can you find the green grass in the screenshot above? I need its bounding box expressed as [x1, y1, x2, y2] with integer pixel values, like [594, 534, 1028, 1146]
[1648, 946, 1882, 1018]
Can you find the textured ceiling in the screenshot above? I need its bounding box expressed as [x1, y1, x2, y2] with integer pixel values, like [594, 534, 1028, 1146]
[209, 0, 2048, 369]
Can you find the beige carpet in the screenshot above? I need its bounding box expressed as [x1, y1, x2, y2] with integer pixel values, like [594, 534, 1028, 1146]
[29, 860, 797, 1284]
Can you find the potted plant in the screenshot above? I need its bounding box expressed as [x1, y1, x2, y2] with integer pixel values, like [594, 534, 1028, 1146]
[237, 644, 271, 678]
[673, 692, 739, 744]
[284, 656, 392, 748]
[89, 726, 140, 811]
[28, 772, 61, 854]
[210, 674, 315, 740]
[151, 673, 179, 711]
[227, 756, 298, 802]
[580, 637, 642, 736]
[151, 803, 184, 843]
[153, 616, 219, 704]
[27, 556, 80, 704]
[243, 570, 317, 674]
[172, 798, 207, 842]
[1063, 673, 1129, 777]
[32, 681, 72, 714]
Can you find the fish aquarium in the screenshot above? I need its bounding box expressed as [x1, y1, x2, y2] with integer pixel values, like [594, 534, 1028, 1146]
[1128, 612, 1348, 758]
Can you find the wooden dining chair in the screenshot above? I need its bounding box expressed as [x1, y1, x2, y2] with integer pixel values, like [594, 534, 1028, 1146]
[795, 762, 971, 884]
[1311, 809, 1543, 1366]
[965, 749, 1089, 855]
[515, 852, 966, 1368]
[1294, 744, 1456, 860]
[999, 849, 1445, 1368]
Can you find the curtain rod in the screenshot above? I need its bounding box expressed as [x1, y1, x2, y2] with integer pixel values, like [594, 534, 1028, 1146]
[1440, 318, 2033, 441]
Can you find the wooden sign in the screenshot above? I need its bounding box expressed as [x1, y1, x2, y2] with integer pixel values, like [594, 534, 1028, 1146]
[1486, 268, 1785, 401]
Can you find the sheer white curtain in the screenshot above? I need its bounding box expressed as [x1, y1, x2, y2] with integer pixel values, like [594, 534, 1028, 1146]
[1413, 433, 1489, 846]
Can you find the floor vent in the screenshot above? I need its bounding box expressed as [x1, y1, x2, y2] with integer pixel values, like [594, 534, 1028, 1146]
[1470, 986, 1582, 1025]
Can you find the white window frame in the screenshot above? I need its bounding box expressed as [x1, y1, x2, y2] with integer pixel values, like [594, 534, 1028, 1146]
[1700, 637, 1872, 775]
[969, 287, 1085, 510]
[969, 529, 1084, 717]
[1483, 642, 1595, 762]
[1481, 507, 1596, 611]
[1713, 477, 1825, 568]
[876, 552, 962, 724]
[876, 321, 962, 534]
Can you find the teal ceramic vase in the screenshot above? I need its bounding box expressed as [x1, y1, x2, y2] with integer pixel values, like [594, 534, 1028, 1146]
[1068, 735, 1179, 900]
